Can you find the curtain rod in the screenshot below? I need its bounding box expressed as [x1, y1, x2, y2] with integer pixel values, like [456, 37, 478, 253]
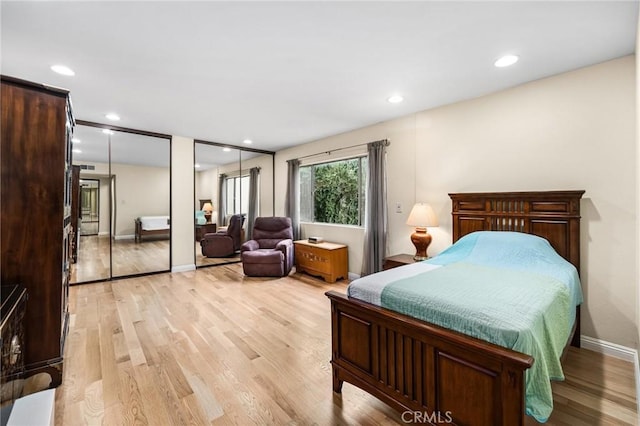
[294, 138, 389, 161]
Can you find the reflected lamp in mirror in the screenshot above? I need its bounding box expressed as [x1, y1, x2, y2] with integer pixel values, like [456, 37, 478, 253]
[202, 202, 213, 223]
[406, 203, 438, 261]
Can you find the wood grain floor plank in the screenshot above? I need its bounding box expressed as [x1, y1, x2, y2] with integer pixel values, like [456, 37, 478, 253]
[82, 379, 104, 425]
[115, 294, 147, 367]
[85, 327, 102, 384]
[130, 364, 173, 426]
[179, 362, 225, 423]
[117, 361, 149, 426]
[102, 401, 126, 426]
[56, 264, 637, 425]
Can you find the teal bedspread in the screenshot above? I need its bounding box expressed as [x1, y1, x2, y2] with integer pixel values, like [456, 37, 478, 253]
[379, 231, 582, 423]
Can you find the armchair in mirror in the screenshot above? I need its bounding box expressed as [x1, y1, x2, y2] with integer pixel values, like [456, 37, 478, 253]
[194, 142, 274, 267]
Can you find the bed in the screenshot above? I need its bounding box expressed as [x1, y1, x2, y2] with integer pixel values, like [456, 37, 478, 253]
[134, 215, 170, 243]
[325, 190, 584, 426]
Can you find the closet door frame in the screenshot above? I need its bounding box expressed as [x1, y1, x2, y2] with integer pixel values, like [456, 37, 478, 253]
[72, 120, 172, 284]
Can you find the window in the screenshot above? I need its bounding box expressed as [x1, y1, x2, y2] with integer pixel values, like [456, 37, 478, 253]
[225, 175, 249, 215]
[300, 156, 368, 226]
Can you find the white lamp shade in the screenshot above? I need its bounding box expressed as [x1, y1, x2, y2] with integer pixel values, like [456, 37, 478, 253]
[406, 203, 438, 227]
[202, 202, 213, 212]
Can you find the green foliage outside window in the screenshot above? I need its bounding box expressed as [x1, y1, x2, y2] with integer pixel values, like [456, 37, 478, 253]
[300, 157, 367, 226]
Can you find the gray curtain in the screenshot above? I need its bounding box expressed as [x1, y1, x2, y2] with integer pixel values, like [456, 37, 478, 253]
[361, 140, 389, 276]
[247, 167, 259, 240]
[285, 159, 301, 240]
[217, 173, 227, 226]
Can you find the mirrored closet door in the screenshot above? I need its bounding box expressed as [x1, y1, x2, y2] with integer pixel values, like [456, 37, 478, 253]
[110, 131, 170, 277]
[70, 126, 111, 282]
[194, 141, 275, 268]
[194, 143, 241, 267]
[70, 124, 171, 284]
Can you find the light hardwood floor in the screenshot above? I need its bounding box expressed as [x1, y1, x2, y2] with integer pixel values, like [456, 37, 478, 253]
[56, 264, 637, 425]
[71, 235, 171, 283]
[71, 236, 240, 284]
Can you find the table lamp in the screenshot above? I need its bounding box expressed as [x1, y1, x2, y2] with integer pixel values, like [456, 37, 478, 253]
[202, 202, 213, 223]
[406, 203, 438, 260]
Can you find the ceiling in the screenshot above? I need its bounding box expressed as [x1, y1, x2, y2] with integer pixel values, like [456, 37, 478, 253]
[1, 2, 638, 153]
[72, 125, 261, 169]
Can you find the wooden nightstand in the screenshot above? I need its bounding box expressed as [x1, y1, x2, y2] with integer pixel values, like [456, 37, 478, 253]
[195, 223, 217, 241]
[383, 254, 418, 270]
[294, 240, 348, 283]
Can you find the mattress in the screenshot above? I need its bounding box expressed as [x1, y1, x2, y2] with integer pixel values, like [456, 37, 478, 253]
[138, 216, 170, 231]
[347, 231, 583, 423]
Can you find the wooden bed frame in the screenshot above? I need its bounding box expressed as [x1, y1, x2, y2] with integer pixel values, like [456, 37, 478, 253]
[326, 190, 585, 426]
[134, 217, 171, 243]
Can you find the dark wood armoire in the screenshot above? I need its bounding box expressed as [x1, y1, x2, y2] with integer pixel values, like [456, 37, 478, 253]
[1, 75, 75, 388]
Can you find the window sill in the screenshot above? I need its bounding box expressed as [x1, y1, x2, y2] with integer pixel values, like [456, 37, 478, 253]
[300, 221, 364, 230]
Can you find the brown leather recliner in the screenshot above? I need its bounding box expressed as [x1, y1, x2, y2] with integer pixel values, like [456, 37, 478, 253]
[200, 214, 244, 257]
[240, 217, 294, 277]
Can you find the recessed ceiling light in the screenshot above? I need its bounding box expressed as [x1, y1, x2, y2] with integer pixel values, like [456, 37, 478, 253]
[387, 95, 404, 104]
[243, 139, 252, 145]
[102, 129, 114, 135]
[105, 113, 120, 121]
[50, 65, 75, 76]
[72, 149, 81, 153]
[195, 163, 201, 168]
[494, 55, 519, 68]
[72, 138, 81, 144]
[223, 147, 231, 152]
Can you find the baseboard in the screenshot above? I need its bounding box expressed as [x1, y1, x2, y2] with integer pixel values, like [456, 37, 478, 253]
[171, 264, 196, 273]
[581, 335, 639, 410]
[113, 234, 135, 240]
[580, 335, 637, 362]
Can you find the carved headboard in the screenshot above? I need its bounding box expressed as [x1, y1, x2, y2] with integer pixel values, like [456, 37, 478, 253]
[449, 191, 585, 271]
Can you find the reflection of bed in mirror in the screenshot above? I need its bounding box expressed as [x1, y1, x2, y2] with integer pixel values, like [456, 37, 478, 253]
[134, 215, 170, 243]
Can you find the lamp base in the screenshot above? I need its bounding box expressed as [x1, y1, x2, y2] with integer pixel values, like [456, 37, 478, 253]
[410, 228, 432, 261]
[204, 213, 212, 223]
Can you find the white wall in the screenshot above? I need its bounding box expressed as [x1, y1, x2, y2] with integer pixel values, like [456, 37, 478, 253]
[195, 167, 218, 211]
[97, 177, 110, 235]
[276, 56, 637, 348]
[111, 163, 170, 237]
[171, 136, 196, 271]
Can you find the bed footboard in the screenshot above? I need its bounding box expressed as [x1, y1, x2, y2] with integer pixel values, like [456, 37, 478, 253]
[327, 290, 533, 426]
